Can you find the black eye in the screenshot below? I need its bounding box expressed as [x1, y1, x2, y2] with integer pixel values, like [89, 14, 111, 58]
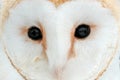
[28, 26, 43, 40]
[74, 24, 91, 39]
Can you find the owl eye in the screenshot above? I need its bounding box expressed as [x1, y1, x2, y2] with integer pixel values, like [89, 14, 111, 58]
[28, 26, 43, 40]
[74, 24, 91, 39]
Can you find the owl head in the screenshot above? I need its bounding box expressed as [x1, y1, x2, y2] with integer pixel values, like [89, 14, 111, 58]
[0, 0, 120, 80]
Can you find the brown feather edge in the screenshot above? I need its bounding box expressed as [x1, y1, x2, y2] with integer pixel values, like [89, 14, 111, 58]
[95, 0, 120, 79]
[95, 40, 119, 80]
[50, 0, 69, 7]
[3, 44, 28, 80]
[0, 0, 22, 35]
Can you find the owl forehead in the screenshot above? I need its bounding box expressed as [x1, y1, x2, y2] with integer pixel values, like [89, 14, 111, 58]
[0, 0, 120, 31]
[2, 0, 120, 10]
[2, 0, 118, 6]
[3, 0, 70, 7]
[50, 0, 70, 6]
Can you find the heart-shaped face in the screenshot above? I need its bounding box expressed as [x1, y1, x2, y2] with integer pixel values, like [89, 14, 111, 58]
[1, 0, 119, 80]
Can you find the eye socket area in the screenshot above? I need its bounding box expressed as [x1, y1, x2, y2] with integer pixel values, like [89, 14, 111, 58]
[74, 24, 91, 39]
[28, 26, 43, 41]
[27, 24, 90, 41]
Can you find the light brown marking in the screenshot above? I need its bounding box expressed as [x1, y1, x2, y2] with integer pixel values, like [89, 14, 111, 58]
[67, 23, 96, 59]
[67, 23, 96, 60]
[38, 23, 48, 60]
[99, 0, 120, 20]
[20, 27, 28, 35]
[50, 0, 70, 7]
[37, 23, 47, 50]
[94, 39, 119, 80]
[0, 0, 22, 34]
[20, 23, 48, 60]
[88, 24, 97, 40]
[33, 56, 41, 62]
[3, 45, 28, 80]
[67, 26, 76, 60]
[33, 53, 47, 62]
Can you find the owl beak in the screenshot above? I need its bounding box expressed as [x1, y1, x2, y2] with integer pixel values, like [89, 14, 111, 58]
[46, 50, 67, 78]
[53, 67, 64, 79]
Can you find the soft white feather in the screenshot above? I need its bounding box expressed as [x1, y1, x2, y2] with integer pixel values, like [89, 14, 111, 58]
[0, 0, 120, 80]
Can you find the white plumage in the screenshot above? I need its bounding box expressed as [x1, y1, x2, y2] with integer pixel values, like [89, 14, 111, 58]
[0, 0, 120, 80]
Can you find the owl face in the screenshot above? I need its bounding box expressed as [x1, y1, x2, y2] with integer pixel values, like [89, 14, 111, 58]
[1, 0, 119, 80]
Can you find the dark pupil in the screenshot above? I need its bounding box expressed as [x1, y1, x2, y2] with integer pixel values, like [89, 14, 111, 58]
[28, 26, 42, 40]
[75, 24, 91, 38]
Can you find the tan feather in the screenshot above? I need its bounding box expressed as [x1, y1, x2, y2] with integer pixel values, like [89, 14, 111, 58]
[99, 0, 120, 33]
[99, 0, 120, 20]
[0, 0, 21, 35]
[50, 0, 69, 7]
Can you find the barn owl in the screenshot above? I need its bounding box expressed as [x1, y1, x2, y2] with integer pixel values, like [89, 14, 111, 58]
[0, 0, 120, 80]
